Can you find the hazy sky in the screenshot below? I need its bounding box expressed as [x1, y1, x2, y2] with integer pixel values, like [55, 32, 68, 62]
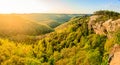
[0, 0, 120, 14]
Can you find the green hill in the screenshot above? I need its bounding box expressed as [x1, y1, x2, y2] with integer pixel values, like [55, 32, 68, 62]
[1, 11, 120, 65]
[0, 14, 53, 37]
[0, 14, 83, 42]
[18, 14, 83, 28]
[0, 14, 82, 37]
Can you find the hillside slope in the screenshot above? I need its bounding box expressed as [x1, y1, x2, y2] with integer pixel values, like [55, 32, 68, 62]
[0, 14, 83, 36]
[0, 14, 53, 37]
[0, 10, 120, 65]
[0, 14, 83, 42]
[17, 14, 83, 28]
[33, 10, 120, 65]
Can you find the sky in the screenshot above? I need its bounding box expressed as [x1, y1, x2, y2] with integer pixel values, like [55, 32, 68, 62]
[0, 0, 120, 14]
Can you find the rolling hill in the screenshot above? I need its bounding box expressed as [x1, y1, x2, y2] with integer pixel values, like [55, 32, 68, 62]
[0, 10, 120, 65]
[0, 14, 53, 37]
[0, 14, 83, 42]
[17, 14, 83, 28]
[0, 14, 83, 37]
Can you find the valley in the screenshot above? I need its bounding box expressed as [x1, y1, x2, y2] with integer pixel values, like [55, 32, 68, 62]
[0, 10, 120, 65]
[0, 14, 83, 42]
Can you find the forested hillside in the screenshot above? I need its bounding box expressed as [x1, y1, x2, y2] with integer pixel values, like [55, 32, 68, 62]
[13, 14, 83, 28]
[0, 14, 82, 42]
[0, 10, 120, 65]
[0, 14, 53, 36]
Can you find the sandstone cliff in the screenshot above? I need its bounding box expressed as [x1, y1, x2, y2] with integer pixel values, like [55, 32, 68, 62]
[88, 15, 120, 38]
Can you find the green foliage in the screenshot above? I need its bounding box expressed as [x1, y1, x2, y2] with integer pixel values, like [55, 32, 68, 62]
[49, 57, 55, 65]
[94, 10, 120, 16]
[0, 14, 83, 43]
[83, 49, 102, 65]
[104, 38, 115, 52]
[115, 30, 120, 44]
[1, 11, 119, 65]
[31, 16, 107, 65]
[0, 38, 41, 65]
[94, 10, 120, 20]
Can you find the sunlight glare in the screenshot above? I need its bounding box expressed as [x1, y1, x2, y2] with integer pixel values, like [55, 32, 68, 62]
[0, 0, 50, 13]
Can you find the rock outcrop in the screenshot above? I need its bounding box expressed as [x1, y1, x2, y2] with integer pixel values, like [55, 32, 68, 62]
[88, 15, 120, 38]
[108, 44, 120, 65]
[88, 15, 120, 65]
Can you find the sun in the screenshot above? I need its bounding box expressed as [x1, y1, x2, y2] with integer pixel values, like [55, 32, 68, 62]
[0, 0, 50, 13]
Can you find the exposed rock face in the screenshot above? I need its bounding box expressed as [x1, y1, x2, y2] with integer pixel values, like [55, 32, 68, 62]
[89, 15, 120, 65]
[103, 19, 120, 32]
[109, 44, 120, 65]
[88, 15, 120, 38]
[88, 15, 100, 30]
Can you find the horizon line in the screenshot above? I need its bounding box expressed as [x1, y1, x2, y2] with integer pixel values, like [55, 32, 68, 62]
[0, 12, 92, 14]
